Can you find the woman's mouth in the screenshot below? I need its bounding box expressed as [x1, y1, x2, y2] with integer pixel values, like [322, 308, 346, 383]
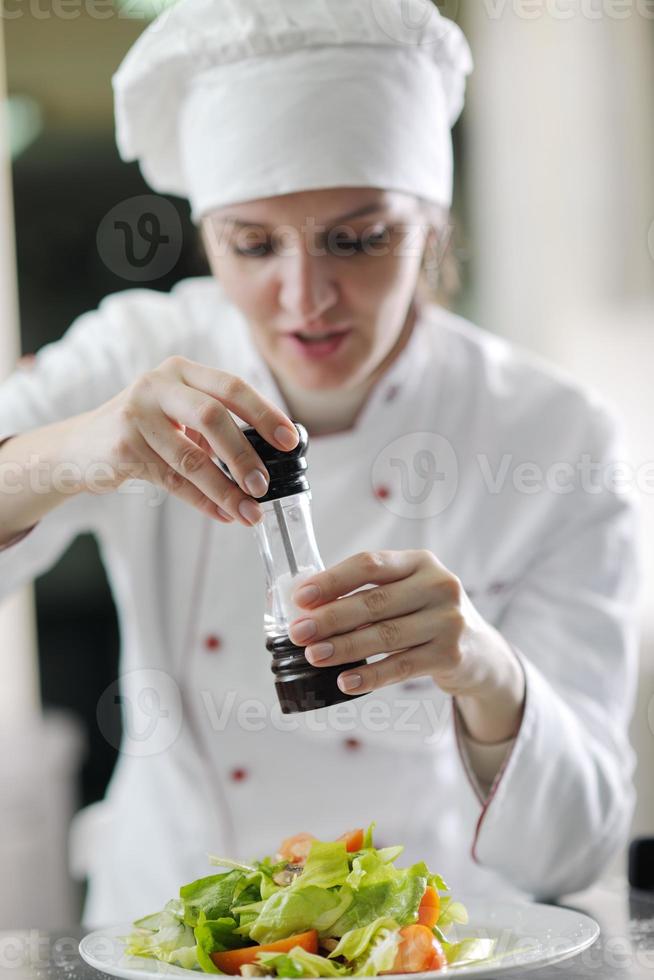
[284, 328, 352, 360]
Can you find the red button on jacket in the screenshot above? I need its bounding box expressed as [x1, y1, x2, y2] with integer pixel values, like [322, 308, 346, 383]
[204, 634, 222, 651]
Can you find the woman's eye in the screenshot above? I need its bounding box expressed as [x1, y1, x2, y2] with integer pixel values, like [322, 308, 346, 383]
[232, 228, 390, 259]
[233, 242, 271, 258]
[330, 229, 390, 256]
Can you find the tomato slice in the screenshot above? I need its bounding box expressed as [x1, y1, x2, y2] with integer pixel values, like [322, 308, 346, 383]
[337, 828, 365, 852]
[210, 930, 319, 974]
[386, 925, 447, 974]
[276, 832, 317, 865]
[426, 944, 448, 971]
[417, 885, 441, 928]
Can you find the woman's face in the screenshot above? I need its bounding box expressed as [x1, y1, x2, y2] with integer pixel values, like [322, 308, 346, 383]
[201, 187, 430, 392]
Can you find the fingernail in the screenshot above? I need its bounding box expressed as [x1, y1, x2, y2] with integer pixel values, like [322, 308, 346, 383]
[216, 505, 233, 521]
[306, 642, 334, 663]
[290, 619, 317, 643]
[294, 584, 320, 605]
[239, 499, 263, 525]
[275, 425, 299, 450]
[245, 469, 269, 497]
[338, 673, 362, 693]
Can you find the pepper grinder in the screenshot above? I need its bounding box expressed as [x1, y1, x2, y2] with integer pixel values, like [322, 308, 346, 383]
[222, 422, 367, 714]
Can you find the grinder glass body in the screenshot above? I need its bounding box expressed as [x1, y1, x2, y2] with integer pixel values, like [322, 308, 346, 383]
[222, 422, 367, 713]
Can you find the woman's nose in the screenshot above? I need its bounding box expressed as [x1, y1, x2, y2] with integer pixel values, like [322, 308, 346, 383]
[277, 247, 338, 321]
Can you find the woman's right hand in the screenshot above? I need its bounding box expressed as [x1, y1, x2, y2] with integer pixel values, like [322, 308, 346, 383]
[68, 355, 299, 526]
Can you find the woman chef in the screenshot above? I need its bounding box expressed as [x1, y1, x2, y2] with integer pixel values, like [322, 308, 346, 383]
[0, 0, 641, 928]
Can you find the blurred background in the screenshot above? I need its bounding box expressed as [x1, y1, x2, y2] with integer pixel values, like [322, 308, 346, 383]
[0, 0, 653, 929]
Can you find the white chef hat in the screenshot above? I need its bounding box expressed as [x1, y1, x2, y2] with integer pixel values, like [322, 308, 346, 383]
[113, 0, 473, 223]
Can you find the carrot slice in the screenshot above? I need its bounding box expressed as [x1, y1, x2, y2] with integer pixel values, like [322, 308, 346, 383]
[337, 828, 365, 852]
[417, 885, 441, 928]
[210, 930, 319, 974]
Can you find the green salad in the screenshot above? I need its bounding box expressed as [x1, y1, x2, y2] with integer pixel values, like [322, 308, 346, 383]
[126, 823, 495, 975]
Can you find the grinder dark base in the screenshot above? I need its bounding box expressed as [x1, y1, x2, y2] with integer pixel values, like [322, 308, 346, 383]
[267, 635, 368, 714]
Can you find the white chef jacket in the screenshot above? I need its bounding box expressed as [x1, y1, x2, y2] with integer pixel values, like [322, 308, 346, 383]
[0, 277, 640, 927]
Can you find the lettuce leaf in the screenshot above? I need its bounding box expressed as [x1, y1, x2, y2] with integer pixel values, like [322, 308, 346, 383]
[290, 841, 350, 891]
[168, 945, 202, 970]
[328, 917, 398, 962]
[233, 915, 260, 938]
[355, 928, 401, 975]
[428, 872, 449, 893]
[180, 870, 247, 928]
[345, 851, 392, 890]
[126, 910, 196, 964]
[257, 948, 348, 977]
[132, 911, 175, 932]
[232, 899, 266, 917]
[374, 846, 404, 865]
[329, 917, 401, 976]
[248, 885, 353, 944]
[437, 896, 469, 930]
[208, 855, 257, 873]
[329, 862, 427, 936]
[254, 858, 292, 900]
[210, 856, 286, 904]
[441, 937, 496, 966]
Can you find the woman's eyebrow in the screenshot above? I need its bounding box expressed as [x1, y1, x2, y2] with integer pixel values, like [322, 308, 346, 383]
[224, 203, 387, 229]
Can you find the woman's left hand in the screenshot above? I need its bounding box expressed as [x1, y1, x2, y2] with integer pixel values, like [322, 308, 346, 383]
[288, 549, 526, 743]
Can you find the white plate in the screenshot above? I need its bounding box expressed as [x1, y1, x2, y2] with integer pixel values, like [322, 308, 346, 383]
[79, 899, 599, 978]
